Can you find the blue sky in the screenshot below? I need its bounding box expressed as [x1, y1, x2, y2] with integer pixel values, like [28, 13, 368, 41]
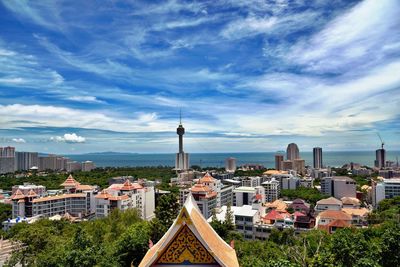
[0, 0, 399, 154]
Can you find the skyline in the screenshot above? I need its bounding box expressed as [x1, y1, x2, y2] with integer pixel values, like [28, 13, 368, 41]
[0, 0, 399, 154]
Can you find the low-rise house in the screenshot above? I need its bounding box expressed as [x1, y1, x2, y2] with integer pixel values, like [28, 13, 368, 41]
[293, 211, 315, 229]
[341, 197, 361, 209]
[315, 197, 342, 213]
[316, 210, 352, 234]
[289, 199, 311, 214]
[342, 208, 370, 225]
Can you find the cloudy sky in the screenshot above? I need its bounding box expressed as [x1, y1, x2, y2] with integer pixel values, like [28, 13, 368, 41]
[0, 0, 399, 154]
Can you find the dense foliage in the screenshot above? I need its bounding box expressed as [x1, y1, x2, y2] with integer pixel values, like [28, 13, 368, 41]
[281, 187, 328, 204]
[0, 167, 176, 190]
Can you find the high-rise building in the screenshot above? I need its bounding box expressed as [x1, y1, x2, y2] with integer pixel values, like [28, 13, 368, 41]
[225, 157, 237, 172]
[0, 146, 15, 174]
[313, 147, 323, 169]
[375, 149, 386, 169]
[0, 146, 15, 157]
[175, 114, 189, 170]
[82, 161, 95, 172]
[286, 143, 300, 161]
[274, 153, 284, 171]
[15, 152, 39, 171]
[294, 159, 305, 175]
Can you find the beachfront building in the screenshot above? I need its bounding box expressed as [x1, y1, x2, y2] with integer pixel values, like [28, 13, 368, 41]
[139, 194, 239, 267]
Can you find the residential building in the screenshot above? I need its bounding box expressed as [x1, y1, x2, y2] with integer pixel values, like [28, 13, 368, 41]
[81, 161, 95, 171]
[282, 160, 294, 171]
[316, 210, 352, 233]
[313, 147, 323, 169]
[274, 154, 284, 171]
[262, 178, 280, 202]
[321, 176, 356, 199]
[233, 186, 265, 207]
[281, 175, 300, 190]
[378, 169, 400, 179]
[372, 178, 400, 207]
[294, 159, 305, 175]
[342, 208, 369, 225]
[289, 199, 311, 214]
[299, 177, 314, 188]
[12, 183, 46, 197]
[0, 147, 15, 157]
[190, 180, 217, 219]
[15, 152, 39, 171]
[315, 197, 342, 213]
[233, 205, 259, 240]
[0, 157, 15, 174]
[225, 157, 237, 172]
[99, 179, 155, 220]
[139, 195, 239, 267]
[66, 161, 82, 172]
[341, 197, 360, 209]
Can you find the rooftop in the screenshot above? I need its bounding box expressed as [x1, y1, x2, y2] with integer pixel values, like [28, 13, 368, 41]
[317, 197, 342, 206]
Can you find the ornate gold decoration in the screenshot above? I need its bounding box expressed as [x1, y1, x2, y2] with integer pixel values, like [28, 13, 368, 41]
[176, 206, 192, 225]
[157, 225, 216, 264]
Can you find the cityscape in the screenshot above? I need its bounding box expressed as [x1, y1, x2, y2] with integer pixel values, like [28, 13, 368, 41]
[1, 0, 400, 267]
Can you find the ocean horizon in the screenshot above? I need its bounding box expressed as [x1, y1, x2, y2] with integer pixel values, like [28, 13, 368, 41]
[65, 151, 400, 169]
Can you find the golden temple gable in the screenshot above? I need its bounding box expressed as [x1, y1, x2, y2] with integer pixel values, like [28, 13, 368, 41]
[139, 194, 239, 267]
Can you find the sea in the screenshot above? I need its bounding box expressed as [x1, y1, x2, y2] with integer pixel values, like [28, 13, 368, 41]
[66, 151, 400, 169]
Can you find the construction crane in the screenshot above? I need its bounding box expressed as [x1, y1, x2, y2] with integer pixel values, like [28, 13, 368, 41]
[377, 133, 385, 149]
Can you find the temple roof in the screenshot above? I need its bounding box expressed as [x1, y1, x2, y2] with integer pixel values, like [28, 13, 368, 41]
[26, 189, 38, 198]
[199, 172, 216, 183]
[139, 194, 239, 267]
[61, 174, 80, 187]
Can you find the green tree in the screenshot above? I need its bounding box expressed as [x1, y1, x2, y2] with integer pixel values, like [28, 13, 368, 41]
[114, 221, 151, 267]
[380, 223, 400, 267]
[154, 193, 179, 232]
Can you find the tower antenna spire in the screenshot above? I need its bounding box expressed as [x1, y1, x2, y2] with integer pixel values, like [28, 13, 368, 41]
[179, 108, 182, 125]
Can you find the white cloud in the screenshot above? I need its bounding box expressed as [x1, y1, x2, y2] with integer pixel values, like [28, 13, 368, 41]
[288, 0, 400, 72]
[12, 138, 26, 143]
[67, 96, 104, 104]
[51, 133, 86, 143]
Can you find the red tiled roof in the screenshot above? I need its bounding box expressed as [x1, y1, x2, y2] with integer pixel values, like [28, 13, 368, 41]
[11, 189, 25, 200]
[293, 211, 306, 217]
[318, 210, 352, 221]
[199, 172, 216, 183]
[120, 179, 143, 191]
[191, 182, 212, 193]
[328, 219, 351, 228]
[95, 189, 114, 199]
[255, 194, 262, 200]
[26, 189, 38, 198]
[264, 209, 284, 221]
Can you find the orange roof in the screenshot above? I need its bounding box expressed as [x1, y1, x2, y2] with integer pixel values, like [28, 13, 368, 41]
[264, 199, 288, 212]
[32, 193, 86, 203]
[199, 172, 216, 183]
[11, 189, 25, 200]
[61, 174, 80, 187]
[76, 184, 94, 191]
[26, 189, 38, 198]
[328, 219, 351, 228]
[263, 170, 288, 175]
[342, 208, 370, 217]
[95, 189, 114, 199]
[318, 210, 351, 221]
[139, 194, 239, 267]
[109, 195, 130, 201]
[120, 180, 143, 191]
[190, 181, 212, 193]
